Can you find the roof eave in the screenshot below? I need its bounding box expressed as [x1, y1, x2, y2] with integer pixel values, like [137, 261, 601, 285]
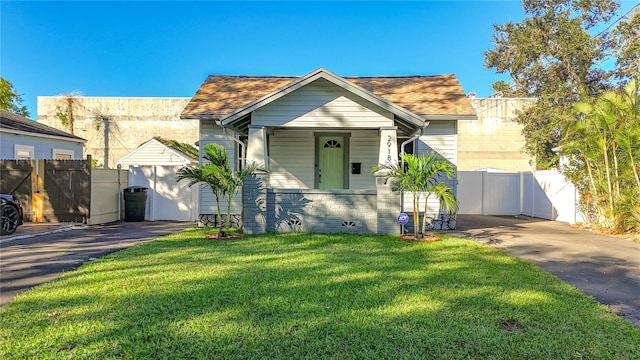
[180, 114, 221, 121]
[0, 128, 87, 143]
[118, 138, 196, 165]
[422, 114, 478, 121]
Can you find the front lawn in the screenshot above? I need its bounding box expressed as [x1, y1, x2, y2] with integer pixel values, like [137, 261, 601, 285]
[1, 230, 639, 359]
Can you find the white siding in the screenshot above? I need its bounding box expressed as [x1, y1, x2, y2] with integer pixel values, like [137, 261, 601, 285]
[118, 140, 193, 166]
[268, 130, 315, 188]
[198, 121, 242, 214]
[253, 78, 394, 128]
[402, 180, 457, 215]
[0, 132, 83, 160]
[417, 121, 457, 165]
[405, 121, 458, 213]
[268, 130, 379, 190]
[349, 130, 378, 190]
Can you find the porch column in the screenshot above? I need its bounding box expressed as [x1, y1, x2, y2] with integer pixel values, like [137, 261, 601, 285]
[376, 174, 401, 235]
[375, 127, 401, 235]
[244, 125, 269, 234]
[376, 127, 399, 173]
[247, 125, 268, 170]
[242, 172, 268, 234]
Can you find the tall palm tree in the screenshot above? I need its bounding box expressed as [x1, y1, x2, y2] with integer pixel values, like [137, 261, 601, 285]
[374, 152, 458, 238]
[55, 91, 82, 135]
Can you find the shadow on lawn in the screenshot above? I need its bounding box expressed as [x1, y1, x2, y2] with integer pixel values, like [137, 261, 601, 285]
[3, 232, 640, 358]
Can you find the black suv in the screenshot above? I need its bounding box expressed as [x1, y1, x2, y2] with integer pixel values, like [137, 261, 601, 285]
[1, 194, 23, 235]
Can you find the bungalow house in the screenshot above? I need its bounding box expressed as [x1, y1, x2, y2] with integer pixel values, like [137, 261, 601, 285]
[182, 68, 477, 234]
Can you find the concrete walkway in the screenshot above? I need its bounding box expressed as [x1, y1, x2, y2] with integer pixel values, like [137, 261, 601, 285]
[453, 215, 640, 329]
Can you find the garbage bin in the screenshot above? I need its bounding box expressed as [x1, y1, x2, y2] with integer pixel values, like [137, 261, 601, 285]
[123, 186, 148, 222]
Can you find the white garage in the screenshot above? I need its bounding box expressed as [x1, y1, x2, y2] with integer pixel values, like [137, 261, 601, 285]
[118, 138, 199, 221]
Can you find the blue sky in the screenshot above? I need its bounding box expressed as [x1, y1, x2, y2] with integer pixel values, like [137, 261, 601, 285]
[1, 1, 636, 118]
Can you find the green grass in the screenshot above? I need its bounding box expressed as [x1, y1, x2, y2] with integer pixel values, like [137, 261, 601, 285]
[1, 230, 639, 359]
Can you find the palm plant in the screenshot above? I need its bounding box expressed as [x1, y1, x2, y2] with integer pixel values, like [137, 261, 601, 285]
[415, 152, 458, 235]
[374, 152, 458, 238]
[218, 160, 262, 235]
[562, 79, 640, 230]
[177, 144, 227, 234]
[177, 143, 263, 236]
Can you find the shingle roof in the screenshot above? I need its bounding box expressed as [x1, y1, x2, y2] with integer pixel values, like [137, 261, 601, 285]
[182, 72, 476, 118]
[0, 110, 85, 141]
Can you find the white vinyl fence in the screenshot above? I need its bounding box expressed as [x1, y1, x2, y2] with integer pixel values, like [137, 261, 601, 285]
[457, 170, 584, 224]
[128, 165, 199, 221]
[89, 168, 128, 225]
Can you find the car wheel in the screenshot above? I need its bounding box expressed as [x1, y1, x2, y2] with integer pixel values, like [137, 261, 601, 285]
[1, 204, 20, 235]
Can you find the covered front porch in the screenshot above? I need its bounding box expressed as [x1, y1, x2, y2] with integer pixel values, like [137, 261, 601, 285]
[241, 125, 408, 234]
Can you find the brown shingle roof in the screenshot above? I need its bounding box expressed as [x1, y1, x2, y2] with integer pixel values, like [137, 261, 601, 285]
[182, 73, 476, 118]
[0, 110, 85, 141]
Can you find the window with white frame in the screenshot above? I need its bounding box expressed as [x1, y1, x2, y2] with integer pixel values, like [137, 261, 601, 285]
[53, 149, 74, 160]
[14, 145, 34, 160]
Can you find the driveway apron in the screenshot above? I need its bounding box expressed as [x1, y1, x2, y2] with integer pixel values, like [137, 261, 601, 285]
[0, 221, 192, 306]
[454, 215, 640, 329]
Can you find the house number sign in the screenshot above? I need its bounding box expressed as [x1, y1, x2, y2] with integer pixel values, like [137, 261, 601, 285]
[386, 135, 392, 161]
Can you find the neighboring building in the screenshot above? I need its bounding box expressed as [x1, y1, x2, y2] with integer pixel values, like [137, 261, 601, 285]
[0, 110, 85, 160]
[182, 68, 477, 234]
[37, 97, 197, 168]
[118, 137, 199, 222]
[458, 97, 537, 171]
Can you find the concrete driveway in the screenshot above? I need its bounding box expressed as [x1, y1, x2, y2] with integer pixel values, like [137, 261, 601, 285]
[0, 221, 193, 305]
[454, 215, 640, 329]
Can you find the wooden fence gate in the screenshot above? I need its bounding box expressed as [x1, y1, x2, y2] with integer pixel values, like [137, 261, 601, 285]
[0, 159, 90, 222]
[42, 160, 90, 222]
[0, 160, 34, 221]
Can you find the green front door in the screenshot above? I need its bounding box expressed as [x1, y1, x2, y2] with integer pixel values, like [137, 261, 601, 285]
[318, 136, 345, 189]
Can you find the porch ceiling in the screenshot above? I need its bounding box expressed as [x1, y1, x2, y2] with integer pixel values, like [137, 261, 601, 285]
[228, 116, 419, 137]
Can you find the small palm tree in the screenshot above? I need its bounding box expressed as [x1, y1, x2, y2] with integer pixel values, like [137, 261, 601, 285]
[374, 151, 458, 238]
[218, 160, 262, 234]
[177, 143, 263, 236]
[417, 152, 458, 234]
[177, 144, 227, 234]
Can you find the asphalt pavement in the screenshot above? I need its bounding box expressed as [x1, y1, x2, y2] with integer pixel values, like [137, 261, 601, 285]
[453, 215, 640, 329]
[0, 221, 193, 305]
